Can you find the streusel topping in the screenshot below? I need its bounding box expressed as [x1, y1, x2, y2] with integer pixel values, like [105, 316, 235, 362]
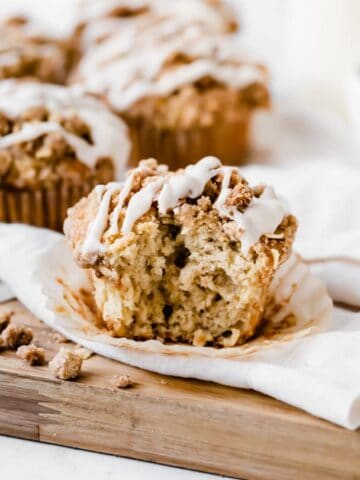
[73, 13, 265, 112]
[0, 14, 76, 83]
[0, 80, 131, 188]
[78, 0, 238, 49]
[66, 157, 291, 265]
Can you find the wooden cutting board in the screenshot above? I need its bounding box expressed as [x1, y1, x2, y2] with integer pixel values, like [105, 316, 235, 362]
[0, 300, 359, 480]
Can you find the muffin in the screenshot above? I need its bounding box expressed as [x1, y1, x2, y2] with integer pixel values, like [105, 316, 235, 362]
[64, 156, 297, 347]
[76, 0, 238, 50]
[0, 80, 131, 230]
[72, 15, 269, 169]
[0, 15, 76, 84]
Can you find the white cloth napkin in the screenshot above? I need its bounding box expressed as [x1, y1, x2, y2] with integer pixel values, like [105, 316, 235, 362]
[243, 160, 360, 306]
[0, 223, 359, 430]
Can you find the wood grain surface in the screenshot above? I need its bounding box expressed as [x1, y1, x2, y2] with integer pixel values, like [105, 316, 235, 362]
[0, 300, 359, 480]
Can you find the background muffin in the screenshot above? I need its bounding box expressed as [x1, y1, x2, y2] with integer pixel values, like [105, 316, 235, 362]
[0, 15, 77, 84]
[0, 80, 131, 230]
[65, 157, 296, 347]
[76, 0, 238, 50]
[72, 14, 269, 169]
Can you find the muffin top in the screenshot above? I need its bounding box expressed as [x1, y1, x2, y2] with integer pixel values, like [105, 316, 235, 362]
[0, 80, 131, 189]
[73, 17, 267, 113]
[0, 16, 72, 83]
[77, 0, 238, 49]
[65, 156, 296, 268]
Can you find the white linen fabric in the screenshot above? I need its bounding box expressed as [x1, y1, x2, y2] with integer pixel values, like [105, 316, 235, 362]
[0, 106, 360, 429]
[243, 160, 360, 306]
[0, 223, 359, 430]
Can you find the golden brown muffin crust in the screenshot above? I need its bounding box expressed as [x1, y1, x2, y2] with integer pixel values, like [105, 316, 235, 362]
[65, 159, 297, 347]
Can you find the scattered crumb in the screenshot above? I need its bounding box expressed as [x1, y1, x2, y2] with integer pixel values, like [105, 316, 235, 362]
[49, 348, 82, 380]
[52, 332, 70, 344]
[0, 311, 13, 333]
[16, 344, 45, 366]
[2, 324, 33, 349]
[74, 345, 94, 360]
[114, 374, 133, 389]
[160, 379, 169, 385]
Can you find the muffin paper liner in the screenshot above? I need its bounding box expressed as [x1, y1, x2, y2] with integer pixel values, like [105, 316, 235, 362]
[0, 180, 97, 231]
[10, 225, 360, 429]
[129, 114, 251, 169]
[32, 236, 332, 360]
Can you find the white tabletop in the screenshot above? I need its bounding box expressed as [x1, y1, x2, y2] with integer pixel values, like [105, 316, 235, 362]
[0, 436, 230, 480]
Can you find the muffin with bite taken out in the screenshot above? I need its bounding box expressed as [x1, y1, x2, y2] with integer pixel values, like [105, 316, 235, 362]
[64, 156, 296, 347]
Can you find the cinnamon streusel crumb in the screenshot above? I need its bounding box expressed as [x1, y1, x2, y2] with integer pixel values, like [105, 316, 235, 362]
[113, 375, 133, 389]
[0, 311, 13, 332]
[49, 348, 82, 380]
[16, 344, 45, 365]
[2, 324, 33, 349]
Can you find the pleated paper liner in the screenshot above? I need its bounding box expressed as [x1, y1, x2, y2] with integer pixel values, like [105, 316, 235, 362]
[127, 112, 252, 170]
[36, 237, 332, 363]
[0, 179, 97, 231]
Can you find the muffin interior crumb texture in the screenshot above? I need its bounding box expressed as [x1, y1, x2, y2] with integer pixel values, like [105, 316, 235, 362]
[66, 157, 297, 348]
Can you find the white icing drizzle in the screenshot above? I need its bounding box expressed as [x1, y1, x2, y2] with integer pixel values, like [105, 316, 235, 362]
[81, 183, 117, 260]
[108, 172, 135, 235]
[81, 157, 287, 261]
[0, 51, 22, 68]
[214, 169, 287, 255]
[157, 156, 221, 214]
[78, 0, 236, 49]
[0, 80, 131, 178]
[121, 177, 165, 233]
[0, 1, 78, 40]
[75, 13, 265, 112]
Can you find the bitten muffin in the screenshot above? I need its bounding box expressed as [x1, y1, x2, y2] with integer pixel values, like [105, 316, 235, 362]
[0, 80, 131, 230]
[64, 157, 297, 347]
[76, 0, 238, 50]
[0, 15, 76, 84]
[72, 12, 268, 169]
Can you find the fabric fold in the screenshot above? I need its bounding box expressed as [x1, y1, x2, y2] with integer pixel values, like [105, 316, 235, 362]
[2, 223, 360, 430]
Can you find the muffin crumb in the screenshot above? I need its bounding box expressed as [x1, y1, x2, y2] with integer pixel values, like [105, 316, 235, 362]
[0, 311, 13, 332]
[49, 348, 82, 380]
[74, 345, 94, 360]
[2, 324, 33, 349]
[114, 375, 133, 389]
[16, 344, 45, 365]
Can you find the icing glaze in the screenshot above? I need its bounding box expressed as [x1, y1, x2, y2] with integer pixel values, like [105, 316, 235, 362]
[121, 176, 165, 233]
[0, 80, 131, 178]
[214, 169, 287, 254]
[81, 157, 287, 261]
[78, 0, 237, 49]
[0, 0, 78, 40]
[157, 156, 220, 214]
[75, 11, 265, 112]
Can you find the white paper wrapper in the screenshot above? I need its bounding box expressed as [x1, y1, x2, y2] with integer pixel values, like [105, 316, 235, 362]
[4, 223, 360, 430]
[38, 240, 331, 359]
